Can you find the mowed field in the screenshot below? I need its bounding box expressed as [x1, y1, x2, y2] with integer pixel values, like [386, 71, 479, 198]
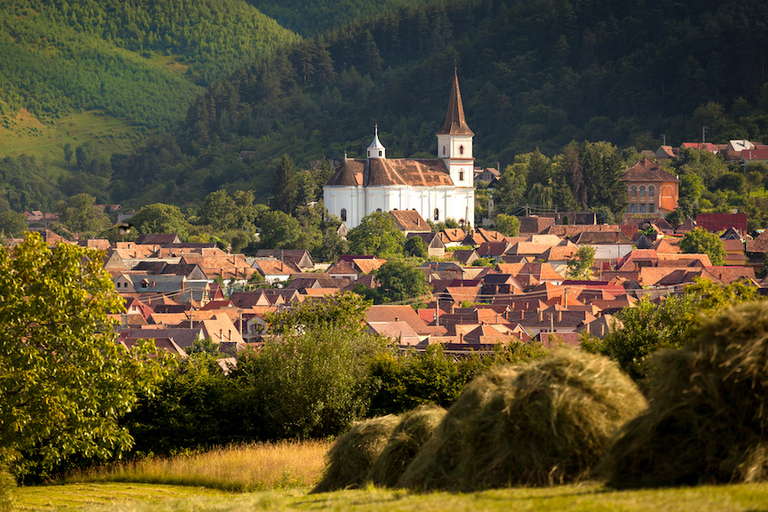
[9, 442, 768, 512]
[13, 481, 768, 512]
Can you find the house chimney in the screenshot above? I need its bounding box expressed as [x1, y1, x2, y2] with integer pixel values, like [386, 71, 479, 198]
[538, 311, 544, 322]
[600, 323, 605, 336]
[219, 328, 223, 342]
[459, 332, 464, 343]
[395, 317, 400, 322]
[558, 310, 562, 323]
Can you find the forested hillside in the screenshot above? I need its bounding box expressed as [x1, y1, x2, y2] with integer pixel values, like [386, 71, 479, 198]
[0, 0, 298, 210]
[111, 0, 768, 208]
[245, 0, 429, 36]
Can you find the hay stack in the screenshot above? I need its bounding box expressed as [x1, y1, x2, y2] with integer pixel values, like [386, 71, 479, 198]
[366, 405, 447, 488]
[312, 414, 400, 493]
[399, 366, 519, 490]
[458, 349, 647, 488]
[602, 301, 768, 488]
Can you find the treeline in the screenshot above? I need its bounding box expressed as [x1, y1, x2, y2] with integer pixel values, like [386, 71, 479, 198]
[0, 0, 298, 127]
[245, 0, 429, 37]
[111, 0, 768, 207]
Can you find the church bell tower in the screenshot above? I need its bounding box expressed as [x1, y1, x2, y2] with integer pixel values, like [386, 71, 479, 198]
[437, 70, 474, 188]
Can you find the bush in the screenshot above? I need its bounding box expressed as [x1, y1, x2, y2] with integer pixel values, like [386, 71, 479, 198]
[602, 301, 768, 488]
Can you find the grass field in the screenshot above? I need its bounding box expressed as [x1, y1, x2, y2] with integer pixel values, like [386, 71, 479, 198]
[0, 108, 144, 179]
[13, 482, 768, 512]
[8, 442, 768, 511]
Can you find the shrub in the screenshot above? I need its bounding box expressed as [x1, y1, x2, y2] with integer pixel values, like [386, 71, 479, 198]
[602, 301, 768, 488]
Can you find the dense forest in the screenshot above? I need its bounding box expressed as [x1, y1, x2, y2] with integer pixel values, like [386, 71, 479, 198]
[3, 0, 768, 218]
[109, 0, 768, 209]
[0, 0, 297, 127]
[245, 0, 430, 36]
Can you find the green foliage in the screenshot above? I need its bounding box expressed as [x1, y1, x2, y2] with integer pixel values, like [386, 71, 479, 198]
[257, 210, 306, 250]
[586, 278, 764, 381]
[679, 227, 727, 266]
[493, 213, 520, 236]
[373, 260, 431, 305]
[0, 233, 168, 479]
[237, 310, 387, 439]
[265, 291, 371, 335]
[566, 245, 596, 280]
[130, 203, 191, 239]
[404, 236, 428, 258]
[123, 353, 240, 455]
[0, 211, 27, 237]
[198, 190, 260, 232]
[348, 211, 405, 257]
[56, 193, 111, 236]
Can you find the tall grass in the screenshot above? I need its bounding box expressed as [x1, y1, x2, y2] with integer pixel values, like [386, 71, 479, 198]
[63, 441, 331, 492]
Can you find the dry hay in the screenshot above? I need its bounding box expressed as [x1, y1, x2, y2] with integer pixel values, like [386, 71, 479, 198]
[602, 301, 768, 488]
[312, 414, 400, 493]
[398, 365, 520, 490]
[366, 405, 447, 488]
[458, 349, 646, 489]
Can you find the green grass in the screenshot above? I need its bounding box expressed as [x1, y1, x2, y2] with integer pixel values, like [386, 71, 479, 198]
[0, 110, 141, 164]
[12, 482, 768, 512]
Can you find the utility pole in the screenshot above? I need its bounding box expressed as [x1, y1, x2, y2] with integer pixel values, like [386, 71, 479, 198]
[661, 134, 666, 146]
[702, 126, 708, 144]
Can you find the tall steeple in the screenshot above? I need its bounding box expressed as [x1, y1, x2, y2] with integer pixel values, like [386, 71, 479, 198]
[437, 69, 474, 136]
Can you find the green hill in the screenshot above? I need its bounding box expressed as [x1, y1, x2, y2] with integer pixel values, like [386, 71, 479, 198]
[0, 0, 298, 209]
[111, 0, 768, 207]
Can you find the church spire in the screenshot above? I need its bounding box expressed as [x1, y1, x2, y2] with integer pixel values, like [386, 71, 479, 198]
[367, 124, 386, 159]
[437, 70, 474, 136]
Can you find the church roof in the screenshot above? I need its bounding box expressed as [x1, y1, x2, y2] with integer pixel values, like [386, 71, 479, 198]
[437, 70, 474, 136]
[326, 158, 454, 187]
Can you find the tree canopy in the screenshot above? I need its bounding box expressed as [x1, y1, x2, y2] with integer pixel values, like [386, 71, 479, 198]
[0, 233, 168, 479]
[679, 227, 727, 266]
[347, 211, 405, 257]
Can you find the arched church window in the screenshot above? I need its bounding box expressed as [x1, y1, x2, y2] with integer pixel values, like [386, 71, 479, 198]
[442, 146, 446, 156]
[340, 209, 347, 222]
[459, 145, 464, 155]
[376, 208, 382, 212]
[434, 208, 440, 221]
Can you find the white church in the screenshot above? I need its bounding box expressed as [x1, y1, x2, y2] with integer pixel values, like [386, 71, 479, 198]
[323, 71, 475, 229]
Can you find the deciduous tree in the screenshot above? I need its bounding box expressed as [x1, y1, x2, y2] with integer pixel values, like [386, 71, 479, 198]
[679, 227, 726, 266]
[0, 233, 167, 478]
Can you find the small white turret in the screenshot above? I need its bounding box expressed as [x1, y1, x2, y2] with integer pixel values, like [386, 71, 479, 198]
[367, 124, 386, 159]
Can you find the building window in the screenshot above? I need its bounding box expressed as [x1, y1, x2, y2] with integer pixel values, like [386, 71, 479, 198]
[434, 208, 440, 220]
[631, 186, 636, 197]
[648, 203, 655, 213]
[640, 186, 645, 196]
[459, 145, 465, 155]
[442, 146, 446, 155]
[649, 186, 655, 197]
[376, 208, 382, 212]
[630, 203, 637, 213]
[639, 204, 646, 213]
[340, 209, 347, 222]
[459, 171, 464, 181]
